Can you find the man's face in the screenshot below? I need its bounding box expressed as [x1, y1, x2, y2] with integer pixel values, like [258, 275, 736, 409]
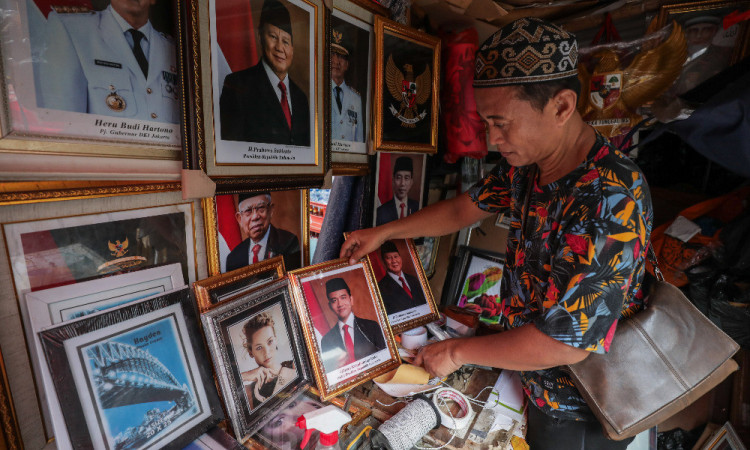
[686, 22, 719, 51]
[236, 195, 273, 242]
[261, 24, 294, 79]
[383, 251, 402, 274]
[392, 170, 413, 201]
[331, 52, 349, 84]
[110, 0, 155, 17]
[475, 86, 560, 168]
[327, 288, 353, 322]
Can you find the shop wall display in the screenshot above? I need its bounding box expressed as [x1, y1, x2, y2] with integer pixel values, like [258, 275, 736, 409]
[201, 279, 312, 441]
[203, 191, 309, 276]
[179, 0, 328, 189]
[329, 0, 377, 168]
[39, 288, 224, 449]
[373, 152, 426, 226]
[250, 386, 369, 449]
[445, 246, 505, 324]
[372, 16, 440, 154]
[193, 256, 286, 312]
[357, 237, 438, 332]
[289, 260, 399, 400]
[22, 263, 186, 449]
[0, 191, 207, 448]
[0, 0, 183, 181]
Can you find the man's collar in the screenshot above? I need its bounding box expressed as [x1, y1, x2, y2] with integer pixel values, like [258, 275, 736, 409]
[250, 225, 271, 248]
[109, 4, 153, 36]
[263, 59, 288, 87]
[332, 79, 347, 89]
[388, 271, 404, 283]
[338, 313, 355, 329]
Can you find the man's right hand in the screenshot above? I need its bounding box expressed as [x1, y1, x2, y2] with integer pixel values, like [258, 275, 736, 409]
[340, 227, 388, 264]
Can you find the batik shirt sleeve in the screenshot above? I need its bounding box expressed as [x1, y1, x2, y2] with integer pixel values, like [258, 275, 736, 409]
[468, 160, 516, 213]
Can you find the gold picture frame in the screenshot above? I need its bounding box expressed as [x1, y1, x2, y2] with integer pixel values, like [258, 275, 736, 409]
[359, 237, 439, 333]
[0, 1, 184, 184]
[177, 0, 329, 191]
[203, 190, 310, 277]
[372, 16, 440, 154]
[193, 256, 286, 313]
[0, 191, 206, 448]
[288, 259, 399, 401]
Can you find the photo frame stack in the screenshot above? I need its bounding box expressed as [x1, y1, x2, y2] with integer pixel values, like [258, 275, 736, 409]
[444, 246, 506, 325]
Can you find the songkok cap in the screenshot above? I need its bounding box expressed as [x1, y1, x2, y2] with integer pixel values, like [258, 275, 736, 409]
[326, 278, 350, 296]
[238, 191, 272, 206]
[393, 156, 413, 174]
[332, 28, 349, 57]
[684, 15, 721, 28]
[474, 17, 578, 88]
[259, 0, 293, 39]
[380, 240, 399, 259]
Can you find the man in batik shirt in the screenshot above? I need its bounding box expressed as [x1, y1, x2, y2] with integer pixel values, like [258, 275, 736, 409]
[340, 17, 652, 449]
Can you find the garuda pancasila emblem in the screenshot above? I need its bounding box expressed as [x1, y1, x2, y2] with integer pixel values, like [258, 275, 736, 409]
[108, 238, 129, 258]
[386, 55, 431, 128]
[577, 21, 687, 138]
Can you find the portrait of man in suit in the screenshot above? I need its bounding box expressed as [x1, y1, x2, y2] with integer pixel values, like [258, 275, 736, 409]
[219, 0, 310, 146]
[376, 156, 421, 226]
[226, 192, 301, 272]
[319, 277, 386, 373]
[39, 0, 179, 123]
[377, 240, 426, 315]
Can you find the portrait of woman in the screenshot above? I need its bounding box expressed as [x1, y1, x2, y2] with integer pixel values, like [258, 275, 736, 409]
[238, 310, 297, 410]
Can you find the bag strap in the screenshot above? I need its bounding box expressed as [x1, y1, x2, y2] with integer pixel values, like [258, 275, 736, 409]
[648, 243, 665, 282]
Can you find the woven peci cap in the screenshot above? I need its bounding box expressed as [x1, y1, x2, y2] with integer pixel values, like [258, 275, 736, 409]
[473, 17, 578, 88]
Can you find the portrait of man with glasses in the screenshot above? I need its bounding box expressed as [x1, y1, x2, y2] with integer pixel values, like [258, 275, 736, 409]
[226, 192, 301, 272]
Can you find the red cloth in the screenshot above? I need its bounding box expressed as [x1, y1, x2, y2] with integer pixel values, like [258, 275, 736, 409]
[439, 27, 487, 164]
[217, 195, 242, 251]
[216, 0, 258, 72]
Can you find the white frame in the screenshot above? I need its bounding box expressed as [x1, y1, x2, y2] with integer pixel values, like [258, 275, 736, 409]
[22, 263, 185, 449]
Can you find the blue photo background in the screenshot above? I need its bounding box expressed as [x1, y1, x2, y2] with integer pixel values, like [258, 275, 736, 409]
[84, 316, 199, 448]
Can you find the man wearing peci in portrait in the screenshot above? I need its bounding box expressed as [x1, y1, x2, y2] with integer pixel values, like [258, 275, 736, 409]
[377, 240, 426, 314]
[331, 26, 364, 143]
[219, 0, 310, 146]
[376, 156, 420, 226]
[319, 278, 386, 373]
[226, 192, 301, 272]
[39, 0, 180, 123]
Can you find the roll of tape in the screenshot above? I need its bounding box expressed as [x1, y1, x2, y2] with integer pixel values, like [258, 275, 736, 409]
[432, 387, 474, 430]
[400, 326, 428, 350]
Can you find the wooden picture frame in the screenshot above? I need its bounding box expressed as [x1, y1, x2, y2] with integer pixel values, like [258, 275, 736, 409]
[193, 256, 286, 313]
[38, 289, 224, 449]
[699, 421, 744, 449]
[203, 190, 309, 276]
[373, 152, 426, 227]
[0, 0, 183, 180]
[444, 246, 505, 324]
[416, 236, 440, 278]
[288, 259, 399, 400]
[330, 0, 377, 168]
[177, 0, 328, 191]
[201, 279, 312, 442]
[248, 386, 370, 449]
[0, 190, 206, 448]
[22, 263, 186, 449]
[357, 237, 438, 333]
[372, 16, 440, 154]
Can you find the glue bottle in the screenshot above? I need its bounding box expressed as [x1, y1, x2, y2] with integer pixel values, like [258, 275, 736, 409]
[295, 404, 352, 450]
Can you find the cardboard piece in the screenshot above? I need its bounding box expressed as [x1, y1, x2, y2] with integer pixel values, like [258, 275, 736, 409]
[181, 169, 216, 200]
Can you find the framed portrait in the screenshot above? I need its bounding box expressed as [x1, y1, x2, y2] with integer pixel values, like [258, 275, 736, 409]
[178, 0, 327, 189]
[3, 202, 196, 299]
[373, 152, 426, 227]
[0, 0, 183, 169]
[445, 246, 505, 324]
[21, 263, 186, 449]
[249, 386, 369, 450]
[358, 237, 438, 333]
[655, 1, 750, 100]
[0, 348, 21, 450]
[38, 288, 224, 449]
[288, 259, 399, 400]
[186, 426, 245, 449]
[193, 256, 285, 313]
[416, 236, 440, 278]
[201, 279, 312, 441]
[203, 190, 309, 276]
[373, 16, 440, 154]
[330, 0, 375, 167]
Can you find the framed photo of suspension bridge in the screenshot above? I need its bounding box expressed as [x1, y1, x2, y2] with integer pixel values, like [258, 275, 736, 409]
[38, 288, 224, 450]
